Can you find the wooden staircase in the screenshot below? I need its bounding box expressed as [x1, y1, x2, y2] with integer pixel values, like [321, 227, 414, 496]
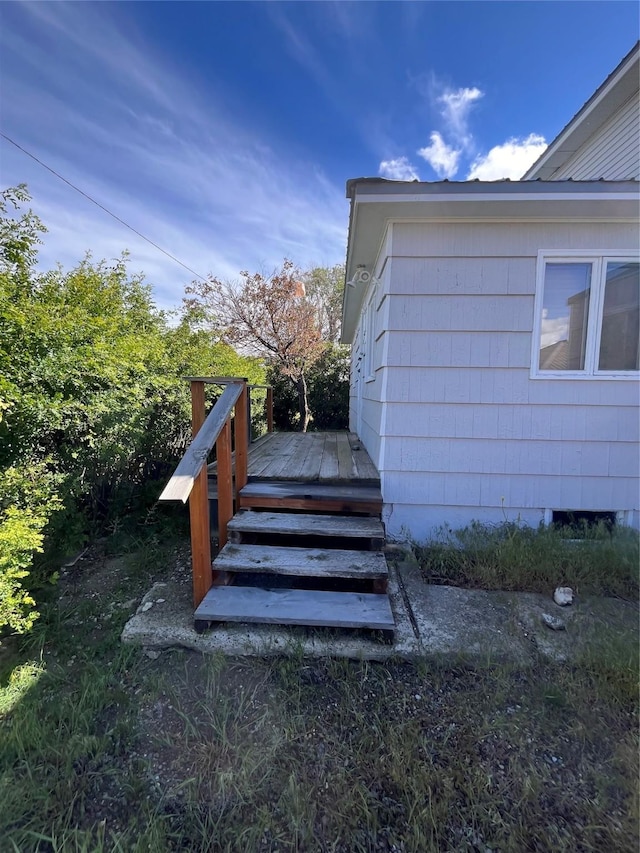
[193, 480, 395, 636]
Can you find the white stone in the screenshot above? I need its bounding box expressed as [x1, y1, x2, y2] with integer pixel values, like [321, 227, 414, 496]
[140, 601, 153, 613]
[554, 587, 574, 606]
[541, 612, 566, 631]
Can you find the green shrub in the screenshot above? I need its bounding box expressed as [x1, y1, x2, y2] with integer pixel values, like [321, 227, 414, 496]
[0, 466, 60, 634]
[0, 186, 265, 637]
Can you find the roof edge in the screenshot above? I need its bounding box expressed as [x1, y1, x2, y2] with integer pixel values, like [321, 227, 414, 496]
[522, 41, 640, 180]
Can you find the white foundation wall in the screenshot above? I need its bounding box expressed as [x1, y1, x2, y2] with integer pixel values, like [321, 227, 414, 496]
[374, 220, 640, 542]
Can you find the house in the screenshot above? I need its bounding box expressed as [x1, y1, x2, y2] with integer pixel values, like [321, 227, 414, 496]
[341, 43, 639, 542]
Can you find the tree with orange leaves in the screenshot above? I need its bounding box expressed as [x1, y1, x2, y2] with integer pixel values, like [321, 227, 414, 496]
[185, 260, 325, 431]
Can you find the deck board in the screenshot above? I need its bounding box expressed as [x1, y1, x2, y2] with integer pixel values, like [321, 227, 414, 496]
[336, 432, 356, 479]
[318, 432, 339, 480]
[208, 431, 379, 485]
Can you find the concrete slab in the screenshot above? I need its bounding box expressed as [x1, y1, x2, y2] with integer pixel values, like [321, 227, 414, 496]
[121, 551, 638, 663]
[395, 556, 533, 664]
[121, 561, 421, 661]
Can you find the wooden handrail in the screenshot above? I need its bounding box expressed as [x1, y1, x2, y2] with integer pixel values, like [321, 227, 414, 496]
[160, 378, 249, 608]
[158, 375, 273, 609]
[181, 378, 273, 435]
[159, 382, 244, 503]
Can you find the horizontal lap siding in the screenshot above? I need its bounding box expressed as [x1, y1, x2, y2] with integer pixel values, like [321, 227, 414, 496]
[383, 366, 640, 406]
[553, 95, 640, 180]
[382, 400, 639, 441]
[350, 313, 386, 472]
[382, 471, 639, 510]
[390, 223, 637, 257]
[380, 222, 640, 540]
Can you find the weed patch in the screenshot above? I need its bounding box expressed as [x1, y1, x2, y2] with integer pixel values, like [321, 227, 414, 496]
[414, 521, 639, 600]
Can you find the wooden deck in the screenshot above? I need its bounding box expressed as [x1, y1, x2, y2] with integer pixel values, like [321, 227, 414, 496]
[208, 431, 379, 485]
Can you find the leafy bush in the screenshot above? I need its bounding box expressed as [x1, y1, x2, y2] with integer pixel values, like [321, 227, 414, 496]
[0, 466, 60, 634]
[414, 520, 639, 600]
[0, 186, 264, 637]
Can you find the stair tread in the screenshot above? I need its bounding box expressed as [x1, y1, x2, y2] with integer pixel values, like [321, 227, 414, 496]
[194, 585, 394, 630]
[239, 481, 382, 501]
[215, 543, 388, 579]
[228, 510, 384, 538]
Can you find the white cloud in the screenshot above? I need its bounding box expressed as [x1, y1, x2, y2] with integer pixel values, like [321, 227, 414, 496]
[466, 133, 547, 180]
[437, 86, 483, 145]
[417, 132, 461, 179]
[407, 81, 483, 180]
[540, 309, 569, 349]
[378, 157, 419, 181]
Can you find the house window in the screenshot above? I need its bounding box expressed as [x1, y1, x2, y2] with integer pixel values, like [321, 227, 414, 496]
[534, 254, 639, 376]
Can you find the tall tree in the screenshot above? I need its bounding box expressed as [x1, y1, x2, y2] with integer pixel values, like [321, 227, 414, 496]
[303, 263, 345, 343]
[186, 260, 325, 431]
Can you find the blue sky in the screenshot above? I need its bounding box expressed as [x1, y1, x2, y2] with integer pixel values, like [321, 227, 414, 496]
[1, 1, 637, 309]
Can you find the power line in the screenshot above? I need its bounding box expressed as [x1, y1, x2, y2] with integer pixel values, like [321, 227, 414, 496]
[0, 131, 208, 282]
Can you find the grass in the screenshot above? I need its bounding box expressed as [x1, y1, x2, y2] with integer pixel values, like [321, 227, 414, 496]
[414, 520, 640, 600]
[0, 534, 638, 851]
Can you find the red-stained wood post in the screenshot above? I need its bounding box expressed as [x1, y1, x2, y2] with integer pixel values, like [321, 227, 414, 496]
[216, 418, 233, 550]
[189, 380, 212, 608]
[234, 381, 249, 493]
[266, 386, 274, 433]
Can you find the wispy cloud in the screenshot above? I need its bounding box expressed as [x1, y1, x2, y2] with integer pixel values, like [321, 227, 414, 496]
[378, 157, 419, 181]
[437, 86, 483, 148]
[416, 132, 460, 180]
[467, 133, 548, 180]
[379, 79, 484, 181]
[0, 3, 347, 309]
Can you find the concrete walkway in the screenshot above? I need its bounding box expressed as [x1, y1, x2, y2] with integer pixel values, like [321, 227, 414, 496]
[121, 552, 638, 663]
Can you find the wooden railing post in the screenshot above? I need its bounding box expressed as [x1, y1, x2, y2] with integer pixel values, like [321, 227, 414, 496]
[246, 384, 252, 443]
[234, 381, 249, 493]
[189, 381, 212, 608]
[266, 386, 274, 433]
[216, 418, 233, 549]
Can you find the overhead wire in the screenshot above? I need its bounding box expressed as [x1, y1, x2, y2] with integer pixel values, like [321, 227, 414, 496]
[0, 131, 208, 282]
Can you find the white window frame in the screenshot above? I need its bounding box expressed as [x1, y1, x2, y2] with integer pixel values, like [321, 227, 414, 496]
[531, 250, 640, 380]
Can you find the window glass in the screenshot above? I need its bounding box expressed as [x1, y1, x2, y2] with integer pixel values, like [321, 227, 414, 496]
[539, 263, 591, 371]
[598, 262, 640, 370]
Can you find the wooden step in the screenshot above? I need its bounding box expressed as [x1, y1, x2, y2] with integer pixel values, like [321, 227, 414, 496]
[194, 585, 394, 631]
[227, 510, 385, 544]
[215, 543, 388, 580]
[237, 481, 382, 514]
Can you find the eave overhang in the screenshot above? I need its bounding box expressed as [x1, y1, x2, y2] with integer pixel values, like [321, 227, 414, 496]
[341, 178, 640, 343]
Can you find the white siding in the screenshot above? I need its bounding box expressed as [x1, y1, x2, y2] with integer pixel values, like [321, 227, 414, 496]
[363, 221, 640, 541]
[348, 249, 391, 471]
[553, 94, 640, 180]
